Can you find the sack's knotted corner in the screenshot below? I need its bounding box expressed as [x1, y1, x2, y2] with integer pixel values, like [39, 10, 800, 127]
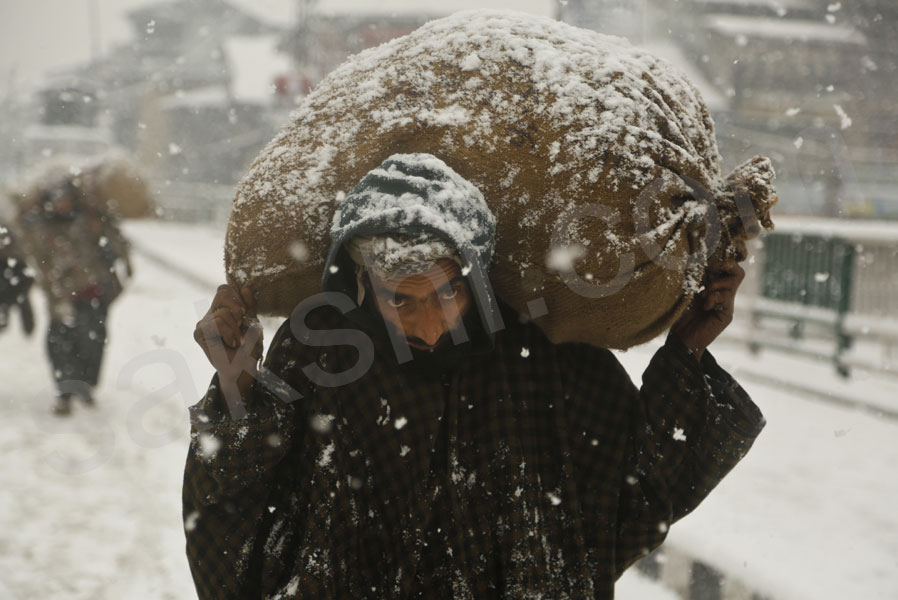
[711, 155, 779, 266]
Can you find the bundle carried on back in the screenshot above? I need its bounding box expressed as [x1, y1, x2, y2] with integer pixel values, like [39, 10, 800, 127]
[8, 156, 137, 316]
[9, 153, 154, 219]
[227, 10, 777, 349]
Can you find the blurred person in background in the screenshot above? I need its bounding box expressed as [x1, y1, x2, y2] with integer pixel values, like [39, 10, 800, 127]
[15, 174, 132, 415]
[0, 222, 35, 336]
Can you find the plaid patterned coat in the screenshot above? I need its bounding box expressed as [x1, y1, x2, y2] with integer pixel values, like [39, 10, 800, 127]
[183, 305, 763, 599]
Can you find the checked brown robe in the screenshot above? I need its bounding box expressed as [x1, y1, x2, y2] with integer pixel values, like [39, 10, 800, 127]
[183, 305, 763, 599]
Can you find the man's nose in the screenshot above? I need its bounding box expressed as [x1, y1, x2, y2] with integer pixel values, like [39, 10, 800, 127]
[409, 306, 448, 345]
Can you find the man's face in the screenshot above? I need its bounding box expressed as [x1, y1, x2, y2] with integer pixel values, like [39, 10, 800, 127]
[366, 258, 472, 351]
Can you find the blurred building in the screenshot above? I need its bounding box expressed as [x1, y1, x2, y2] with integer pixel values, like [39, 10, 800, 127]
[559, 0, 898, 218]
[283, 10, 436, 94]
[557, 0, 650, 42]
[4, 0, 298, 217]
[86, 0, 295, 187]
[18, 76, 114, 163]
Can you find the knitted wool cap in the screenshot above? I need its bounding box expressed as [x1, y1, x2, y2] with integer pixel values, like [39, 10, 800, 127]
[323, 153, 502, 334]
[345, 233, 464, 305]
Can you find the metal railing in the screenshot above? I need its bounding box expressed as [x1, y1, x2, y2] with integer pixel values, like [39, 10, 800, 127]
[740, 217, 898, 378]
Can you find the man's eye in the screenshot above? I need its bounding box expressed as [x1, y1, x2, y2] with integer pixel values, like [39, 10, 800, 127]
[440, 288, 459, 300]
[387, 297, 406, 308]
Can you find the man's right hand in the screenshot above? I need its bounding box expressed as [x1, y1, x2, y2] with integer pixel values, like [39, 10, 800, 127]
[194, 285, 263, 405]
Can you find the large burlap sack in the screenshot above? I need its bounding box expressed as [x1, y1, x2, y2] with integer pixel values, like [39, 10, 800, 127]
[90, 157, 154, 219]
[227, 10, 777, 349]
[8, 153, 154, 219]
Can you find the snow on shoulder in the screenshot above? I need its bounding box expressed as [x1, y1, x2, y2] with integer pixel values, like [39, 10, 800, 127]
[226, 9, 777, 349]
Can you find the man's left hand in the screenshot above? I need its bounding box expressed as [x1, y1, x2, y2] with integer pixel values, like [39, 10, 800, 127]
[671, 261, 745, 362]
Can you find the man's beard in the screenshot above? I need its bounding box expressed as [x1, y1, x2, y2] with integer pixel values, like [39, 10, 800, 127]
[357, 299, 486, 376]
[393, 314, 481, 376]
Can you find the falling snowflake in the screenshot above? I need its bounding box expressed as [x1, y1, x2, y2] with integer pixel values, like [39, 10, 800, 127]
[546, 245, 586, 273]
[833, 104, 852, 130]
[184, 511, 200, 532]
[289, 241, 309, 262]
[198, 433, 221, 459]
[310, 414, 334, 434]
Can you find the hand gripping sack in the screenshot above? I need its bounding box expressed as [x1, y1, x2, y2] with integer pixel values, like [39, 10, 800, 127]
[226, 10, 777, 349]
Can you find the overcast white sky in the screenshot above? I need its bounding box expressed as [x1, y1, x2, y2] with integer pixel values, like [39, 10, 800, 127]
[0, 0, 556, 94]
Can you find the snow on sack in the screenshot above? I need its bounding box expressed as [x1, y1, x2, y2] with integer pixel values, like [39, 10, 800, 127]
[226, 9, 777, 349]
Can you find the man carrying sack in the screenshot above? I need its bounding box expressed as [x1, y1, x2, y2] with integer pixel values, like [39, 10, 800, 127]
[14, 174, 133, 414]
[184, 153, 763, 599]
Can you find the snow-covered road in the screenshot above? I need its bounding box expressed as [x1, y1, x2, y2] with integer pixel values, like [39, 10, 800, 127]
[619, 341, 898, 599]
[0, 222, 217, 599]
[0, 220, 895, 599]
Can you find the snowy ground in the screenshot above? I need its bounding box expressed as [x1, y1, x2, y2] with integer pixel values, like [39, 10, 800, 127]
[618, 339, 898, 599]
[0, 220, 896, 599]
